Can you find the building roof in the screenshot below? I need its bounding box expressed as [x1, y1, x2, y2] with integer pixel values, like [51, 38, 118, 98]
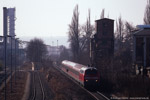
[134, 29, 150, 36]
[95, 18, 114, 22]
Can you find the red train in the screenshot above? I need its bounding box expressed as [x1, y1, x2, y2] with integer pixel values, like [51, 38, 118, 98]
[61, 60, 100, 88]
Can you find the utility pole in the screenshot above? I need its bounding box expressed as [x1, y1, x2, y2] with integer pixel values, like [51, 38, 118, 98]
[52, 41, 54, 56]
[57, 40, 58, 62]
[7, 35, 15, 93]
[14, 38, 19, 84]
[10, 36, 13, 92]
[3, 7, 7, 100]
[15, 38, 16, 84]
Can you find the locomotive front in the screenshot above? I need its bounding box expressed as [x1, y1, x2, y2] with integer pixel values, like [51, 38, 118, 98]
[82, 67, 100, 88]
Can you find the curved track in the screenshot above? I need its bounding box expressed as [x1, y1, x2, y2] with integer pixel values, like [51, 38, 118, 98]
[54, 65, 110, 100]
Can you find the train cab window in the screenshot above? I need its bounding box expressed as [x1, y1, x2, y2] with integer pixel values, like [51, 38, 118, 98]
[85, 69, 98, 75]
[80, 70, 84, 74]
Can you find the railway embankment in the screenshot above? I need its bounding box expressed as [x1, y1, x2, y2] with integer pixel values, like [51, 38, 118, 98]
[45, 66, 94, 100]
[0, 71, 27, 100]
[0, 62, 32, 100]
[21, 72, 31, 100]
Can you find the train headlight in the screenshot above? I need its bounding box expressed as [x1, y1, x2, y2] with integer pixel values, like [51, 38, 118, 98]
[95, 80, 98, 82]
[86, 80, 88, 82]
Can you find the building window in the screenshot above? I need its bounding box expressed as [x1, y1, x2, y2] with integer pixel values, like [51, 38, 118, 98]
[102, 22, 108, 35]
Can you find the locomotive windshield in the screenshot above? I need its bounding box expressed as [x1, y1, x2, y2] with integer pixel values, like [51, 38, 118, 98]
[85, 69, 98, 75]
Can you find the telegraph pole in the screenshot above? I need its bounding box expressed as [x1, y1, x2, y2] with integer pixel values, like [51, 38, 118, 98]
[15, 39, 16, 84]
[7, 35, 16, 93]
[57, 40, 58, 62]
[14, 38, 18, 84]
[3, 7, 7, 100]
[7, 36, 15, 92]
[10, 37, 13, 92]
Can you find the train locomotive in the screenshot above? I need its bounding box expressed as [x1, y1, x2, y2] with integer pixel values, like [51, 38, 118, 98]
[61, 60, 100, 88]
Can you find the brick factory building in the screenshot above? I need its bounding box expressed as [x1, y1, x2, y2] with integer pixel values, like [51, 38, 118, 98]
[90, 18, 114, 67]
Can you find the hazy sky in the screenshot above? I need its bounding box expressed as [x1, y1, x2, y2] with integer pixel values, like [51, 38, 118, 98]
[0, 0, 148, 44]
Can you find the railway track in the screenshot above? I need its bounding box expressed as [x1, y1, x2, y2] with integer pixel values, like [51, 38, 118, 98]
[54, 65, 110, 100]
[30, 71, 45, 100]
[87, 90, 110, 100]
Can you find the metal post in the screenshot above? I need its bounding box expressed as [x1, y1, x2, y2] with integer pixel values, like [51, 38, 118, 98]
[144, 37, 146, 67]
[4, 36, 7, 100]
[90, 39, 92, 65]
[18, 41, 20, 76]
[3, 7, 7, 100]
[14, 38, 19, 84]
[10, 37, 12, 92]
[18, 41, 19, 66]
[15, 39, 16, 84]
[19, 42, 22, 66]
[20, 42, 23, 66]
[57, 40, 58, 62]
[19, 42, 20, 66]
[133, 36, 136, 64]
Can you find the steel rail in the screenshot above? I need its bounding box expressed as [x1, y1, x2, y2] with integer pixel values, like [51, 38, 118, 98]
[31, 71, 45, 100]
[31, 72, 36, 100]
[97, 91, 110, 100]
[54, 66, 110, 100]
[38, 72, 45, 100]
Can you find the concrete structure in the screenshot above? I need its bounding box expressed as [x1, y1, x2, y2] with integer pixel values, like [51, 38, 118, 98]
[90, 18, 114, 67]
[7, 8, 16, 49]
[46, 45, 61, 61]
[47, 46, 60, 56]
[133, 26, 150, 76]
[0, 7, 19, 66]
[46, 45, 71, 61]
[7, 8, 16, 36]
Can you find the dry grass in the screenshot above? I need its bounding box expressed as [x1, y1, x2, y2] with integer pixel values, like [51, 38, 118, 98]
[0, 71, 27, 100]
[96, 56, 150, 98]
[114, 74, 150, 97]
[46, 67, 94, 100]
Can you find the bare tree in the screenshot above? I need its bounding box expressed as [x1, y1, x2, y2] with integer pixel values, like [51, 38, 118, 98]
[59, 46, 70, 62]
[115, 16, 125, 50]
[144, 1, 150, 24]
[114, 21, 135, 76]
[26, 38, 48, 63]
[81, 9, 92, 50]
[124, 21, 135, 63]
[68, 5, 80, 62]
[125, 21, 135, 41]
[81, 9, 95, 64]
[68, 5, 96, 64]
[100, 9, 105, 19]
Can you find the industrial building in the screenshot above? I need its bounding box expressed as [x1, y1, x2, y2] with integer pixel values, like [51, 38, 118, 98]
[7, 8, 17, 49]
[133, 25, 150, 76]
[90, 18, 114, 67]
[0, 7, 21, 66]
